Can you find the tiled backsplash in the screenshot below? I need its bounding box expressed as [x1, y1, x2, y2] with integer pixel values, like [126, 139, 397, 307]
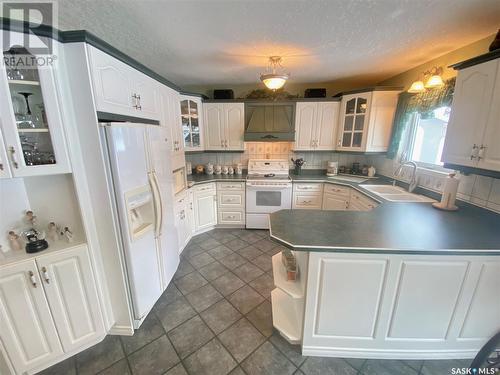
[370, 155, 500, 213]
[185, 142, 372, 170]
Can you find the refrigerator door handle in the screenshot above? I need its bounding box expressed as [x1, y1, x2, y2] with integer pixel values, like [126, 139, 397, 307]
[151, 171, 164, 237]
[148, 172, 162, 237]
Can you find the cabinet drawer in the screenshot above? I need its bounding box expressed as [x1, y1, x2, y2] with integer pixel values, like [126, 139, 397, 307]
[217, 182, 245, 191]
[293, 183, 323, 192]
[292, 192, 323, 209]
[218, 210, 245, 225]
[218, 191, 244, 207]
[323, 184, 351, 197]
[193, 182, 216, 192]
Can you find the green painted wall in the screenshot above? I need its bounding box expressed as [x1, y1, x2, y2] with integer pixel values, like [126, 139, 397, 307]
[378, 34, 496, 89]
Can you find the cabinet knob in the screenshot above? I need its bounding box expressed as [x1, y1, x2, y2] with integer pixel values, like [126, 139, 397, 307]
[8, 146, 18, 169]
[28, 271, 37, 288]
[478, 145, 487, 160]
[0, 162, 3, 171]
[41, 267, 50, 284]
[470, 144, 479, 160]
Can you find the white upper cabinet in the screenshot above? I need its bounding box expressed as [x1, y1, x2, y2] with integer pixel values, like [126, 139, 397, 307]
[180, 95, 204, 151]
[0, 126, 12, 178]
[0, 44, 71, 177]
[204, 102, 244, 151]
[88, 46, 160, 121]
[205, 103, 225, 150]
[36, 246, 104, 354]
[159, 86, 185, 170]
[294, 102, 316, 150]
[0, 260, 63, 373]
[294, 101, 339, 151]
[337, 90, 399, 152]
[225, 103, 245, 150]
[442, 58, 500, 171]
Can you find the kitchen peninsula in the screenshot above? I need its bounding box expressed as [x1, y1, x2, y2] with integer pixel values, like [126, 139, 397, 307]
[268, 180, 500, 360]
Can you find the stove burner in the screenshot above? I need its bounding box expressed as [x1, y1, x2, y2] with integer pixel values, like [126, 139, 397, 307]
[264, 173, 275, 178]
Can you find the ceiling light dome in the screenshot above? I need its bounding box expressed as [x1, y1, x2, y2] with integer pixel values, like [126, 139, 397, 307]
[260, 56, 289, 90]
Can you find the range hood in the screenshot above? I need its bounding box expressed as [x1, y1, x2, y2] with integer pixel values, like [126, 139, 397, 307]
[244, 102, 295, 141]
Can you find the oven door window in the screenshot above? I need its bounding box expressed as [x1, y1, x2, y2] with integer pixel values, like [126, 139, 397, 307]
[256, 191, 282, 206]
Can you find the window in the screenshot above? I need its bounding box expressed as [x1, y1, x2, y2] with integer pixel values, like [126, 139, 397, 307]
[405, 106, 451, 168]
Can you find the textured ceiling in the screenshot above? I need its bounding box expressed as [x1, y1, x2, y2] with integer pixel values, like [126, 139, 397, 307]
[53, 0, 500, 88]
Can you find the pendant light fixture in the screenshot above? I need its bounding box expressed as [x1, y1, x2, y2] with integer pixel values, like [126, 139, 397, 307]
[260, 56, 289, 90]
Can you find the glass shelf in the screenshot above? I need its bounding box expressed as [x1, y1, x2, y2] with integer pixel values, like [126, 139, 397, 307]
[8, 79, 40, 86]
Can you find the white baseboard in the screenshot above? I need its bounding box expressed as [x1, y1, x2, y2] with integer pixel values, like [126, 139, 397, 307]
[108, 325, 134, 336]
[302, 346, 477, 360]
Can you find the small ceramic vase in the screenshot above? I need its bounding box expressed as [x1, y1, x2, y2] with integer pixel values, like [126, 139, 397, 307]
[222, 165, 229, 175]
[214, 165, 222, 175]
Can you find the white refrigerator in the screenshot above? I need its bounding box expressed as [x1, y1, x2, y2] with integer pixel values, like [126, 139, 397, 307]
[103, 122, 179, 322]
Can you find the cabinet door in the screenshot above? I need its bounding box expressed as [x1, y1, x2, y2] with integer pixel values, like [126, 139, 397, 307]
[224, 103, 245, 150]
[364, 91, 399, 152]
[36, 246, 104, 353]
[315, 102, 339, 150]
[294, 102, 317, 150]
[0, 126, 12, 178]
[442, 60, 498, 167]
[194, 191, 217, 231]
[322, 192, 349, 210]
[133, 72, 160, 120]
[170, 91, 185, 170]
[337, 93, 371, 151]
[0, 46, 71, 176]
[181, 96, 204, 151]
[349, 191, 377, 211]
[0, 260, 63, 373]
[478, 61, 500, 171]
[87, 46, 135, 117]
[204, 103, 225, 150]
[158, 86, 174, 152]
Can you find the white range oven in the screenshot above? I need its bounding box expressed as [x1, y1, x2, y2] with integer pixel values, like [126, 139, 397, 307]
[246, 159, 292, 229]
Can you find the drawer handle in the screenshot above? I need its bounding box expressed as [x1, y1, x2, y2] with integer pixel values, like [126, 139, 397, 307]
[28, 271, 37, 288]
[41, 267, 50, 284]
[8, 146, 18, 169]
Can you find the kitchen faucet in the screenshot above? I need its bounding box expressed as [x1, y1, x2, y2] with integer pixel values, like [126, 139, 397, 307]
[394, 161, 418, 192]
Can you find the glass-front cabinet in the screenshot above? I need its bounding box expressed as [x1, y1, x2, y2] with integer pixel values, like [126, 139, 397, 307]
[337, 93, 371, 151]
[0, 47, 70, 177]
[180, 95, 204, 151]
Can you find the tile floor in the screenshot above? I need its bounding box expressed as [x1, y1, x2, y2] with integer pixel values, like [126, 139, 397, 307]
[40, 229, 473, 375]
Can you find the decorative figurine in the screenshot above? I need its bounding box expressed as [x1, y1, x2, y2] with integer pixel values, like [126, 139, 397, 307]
[63, 227, 74, 243]
[25, 210, 37, 227]
[8, 231, 23, 251]
[47, 222, 59, 242]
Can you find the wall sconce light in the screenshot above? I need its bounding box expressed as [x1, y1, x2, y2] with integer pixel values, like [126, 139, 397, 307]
[408, 66, 444, 93]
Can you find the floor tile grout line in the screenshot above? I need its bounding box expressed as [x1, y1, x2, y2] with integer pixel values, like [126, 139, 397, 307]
[117, 333, 134, 375]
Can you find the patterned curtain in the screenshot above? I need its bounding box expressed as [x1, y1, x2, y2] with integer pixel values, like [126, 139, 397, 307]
[386, 78, 456, 159]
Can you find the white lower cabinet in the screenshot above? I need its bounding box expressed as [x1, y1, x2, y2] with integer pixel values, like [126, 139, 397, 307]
[36, 246, 105, 353]
[0, 245, 104, 374]
[292, 183, 324, 210]
[193, 184, 217, 232]
[217, 182, 245, 226]
[322, 193, 349, 210]
[174, 192, 191, 253]
[319, 183, 378, 211]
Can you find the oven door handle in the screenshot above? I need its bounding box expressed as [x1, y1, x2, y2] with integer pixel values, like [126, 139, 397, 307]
[246, 184, 292, 190]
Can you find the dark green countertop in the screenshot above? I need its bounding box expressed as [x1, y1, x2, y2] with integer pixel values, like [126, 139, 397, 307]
[270, 174, 500, 255]
[187, 173, 247, 186]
